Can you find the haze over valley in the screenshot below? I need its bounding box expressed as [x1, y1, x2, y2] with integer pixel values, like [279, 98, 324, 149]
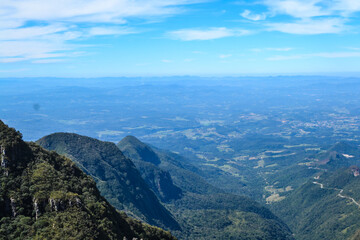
[2, 0, 360, 239]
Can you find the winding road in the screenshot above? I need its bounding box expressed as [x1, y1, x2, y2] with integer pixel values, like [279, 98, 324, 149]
[313, 180, 360, 208]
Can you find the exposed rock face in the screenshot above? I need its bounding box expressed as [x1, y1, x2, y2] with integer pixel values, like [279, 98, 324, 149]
[49, 196, 82, 212]
[1, 145, 6, 168]
[350, 166, 360, 177]
[33, 198, 40, 220]
[10, 197, 17, 217]
[1, 145, 8, 176]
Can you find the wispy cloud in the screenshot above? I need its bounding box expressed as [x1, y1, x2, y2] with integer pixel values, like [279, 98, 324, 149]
[32, 59, 65, 64]
[268, 18, 346, 34]
[87, 27, 138, 36]
[168, 27, 250, 41]
[0, 0, 207, 62]
[268, 51, 360, 61]
[241, 10, 266, 21]
[0, 0, 206, 25]
[256, 0, 360, 35]
[264, 0, 328, 18]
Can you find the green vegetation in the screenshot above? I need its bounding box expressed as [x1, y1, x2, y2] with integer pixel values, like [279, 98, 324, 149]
[118, 136, 182, 202]
[271, 168, 360, 240]
[0, 120, 175, 240]
[118, 136, 294, 239]
[37, 133, 179, 230]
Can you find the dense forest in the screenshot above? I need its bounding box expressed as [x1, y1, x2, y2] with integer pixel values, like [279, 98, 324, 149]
[0, 120, 175, 240]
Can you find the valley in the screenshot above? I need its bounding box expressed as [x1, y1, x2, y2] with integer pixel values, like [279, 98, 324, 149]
[2, 77, 360, 239]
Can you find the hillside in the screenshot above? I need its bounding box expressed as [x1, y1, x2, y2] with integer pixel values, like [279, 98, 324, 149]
[36, 133, 179, 230]
[118, 136, 182, 202]
[0, 120, 175, 240]
[118, 135, 294, 239]
[118, 136, 222, 197]
[271, 167, 360, 240]
[264, 141, 360, 203]
[312, 142, 360, 170]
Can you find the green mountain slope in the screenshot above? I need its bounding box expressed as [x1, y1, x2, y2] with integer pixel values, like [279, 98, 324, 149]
[118, 136, 182, 202]
[0, 120, 175, 240]
[271, 167, 360, 240]
[312, 141, 360, 170]
[118, 135, 294, 240]
[264, 141, 360, 204]
[36, 133, 179, 230]
[118, 136, 222, 197]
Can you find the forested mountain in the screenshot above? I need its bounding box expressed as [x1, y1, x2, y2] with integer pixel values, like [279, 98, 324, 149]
[0, 120, 175, 240]
[36, 133, 179, 230]
[117, 136, 182, 202]
[271, 167, 360, 240]
[37, 132, 294, 239]
[118, 135, 294, 239]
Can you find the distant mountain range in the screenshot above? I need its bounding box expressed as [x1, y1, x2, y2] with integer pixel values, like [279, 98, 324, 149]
[0, 120, 175, 239]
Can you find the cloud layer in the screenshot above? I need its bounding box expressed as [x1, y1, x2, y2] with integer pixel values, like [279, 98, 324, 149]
[0, 0, 204, 62]
[168, 27, 250, 41]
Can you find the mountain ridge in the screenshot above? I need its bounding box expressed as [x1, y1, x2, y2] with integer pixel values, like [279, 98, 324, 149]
[0, 120, 175, 240]
[37, 132, 180, 230]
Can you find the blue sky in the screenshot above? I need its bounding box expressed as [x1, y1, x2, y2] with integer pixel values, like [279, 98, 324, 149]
[1, 0, 360, 77]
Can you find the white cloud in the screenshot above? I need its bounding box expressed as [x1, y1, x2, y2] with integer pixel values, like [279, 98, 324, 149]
[259, 0, 360, 35]
[332, 0, 360, 15]
[264, 0, 328, 18]
[168, 27, 250, 41]
[241, 10, 266, 21]
[0, 24, 68, 41]
[88, 27, 137, 36]
[268, 51, 360, 60]
[263, 0, 360, 18]
[0, 0, 206, 25]
[0, 0, 207, 62]
[32, 59, 65, 64]
[0, 40, 73, 62]
[268, 18, 345, 34]
[162, 59, 173, 63]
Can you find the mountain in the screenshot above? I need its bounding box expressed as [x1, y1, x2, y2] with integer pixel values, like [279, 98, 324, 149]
[118, 136, 182, 202]
[0, 120, 175, 240]
[271, 167, 360, 240]
[36, 133, 179, 230]
[118, 135, 294, 240]
[312, 141, 360, 170]
[264, 141, 360, 204]
[118, 136, 221, 197]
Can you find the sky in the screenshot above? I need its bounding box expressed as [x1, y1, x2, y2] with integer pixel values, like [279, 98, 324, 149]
[1, 0, 360, 77]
